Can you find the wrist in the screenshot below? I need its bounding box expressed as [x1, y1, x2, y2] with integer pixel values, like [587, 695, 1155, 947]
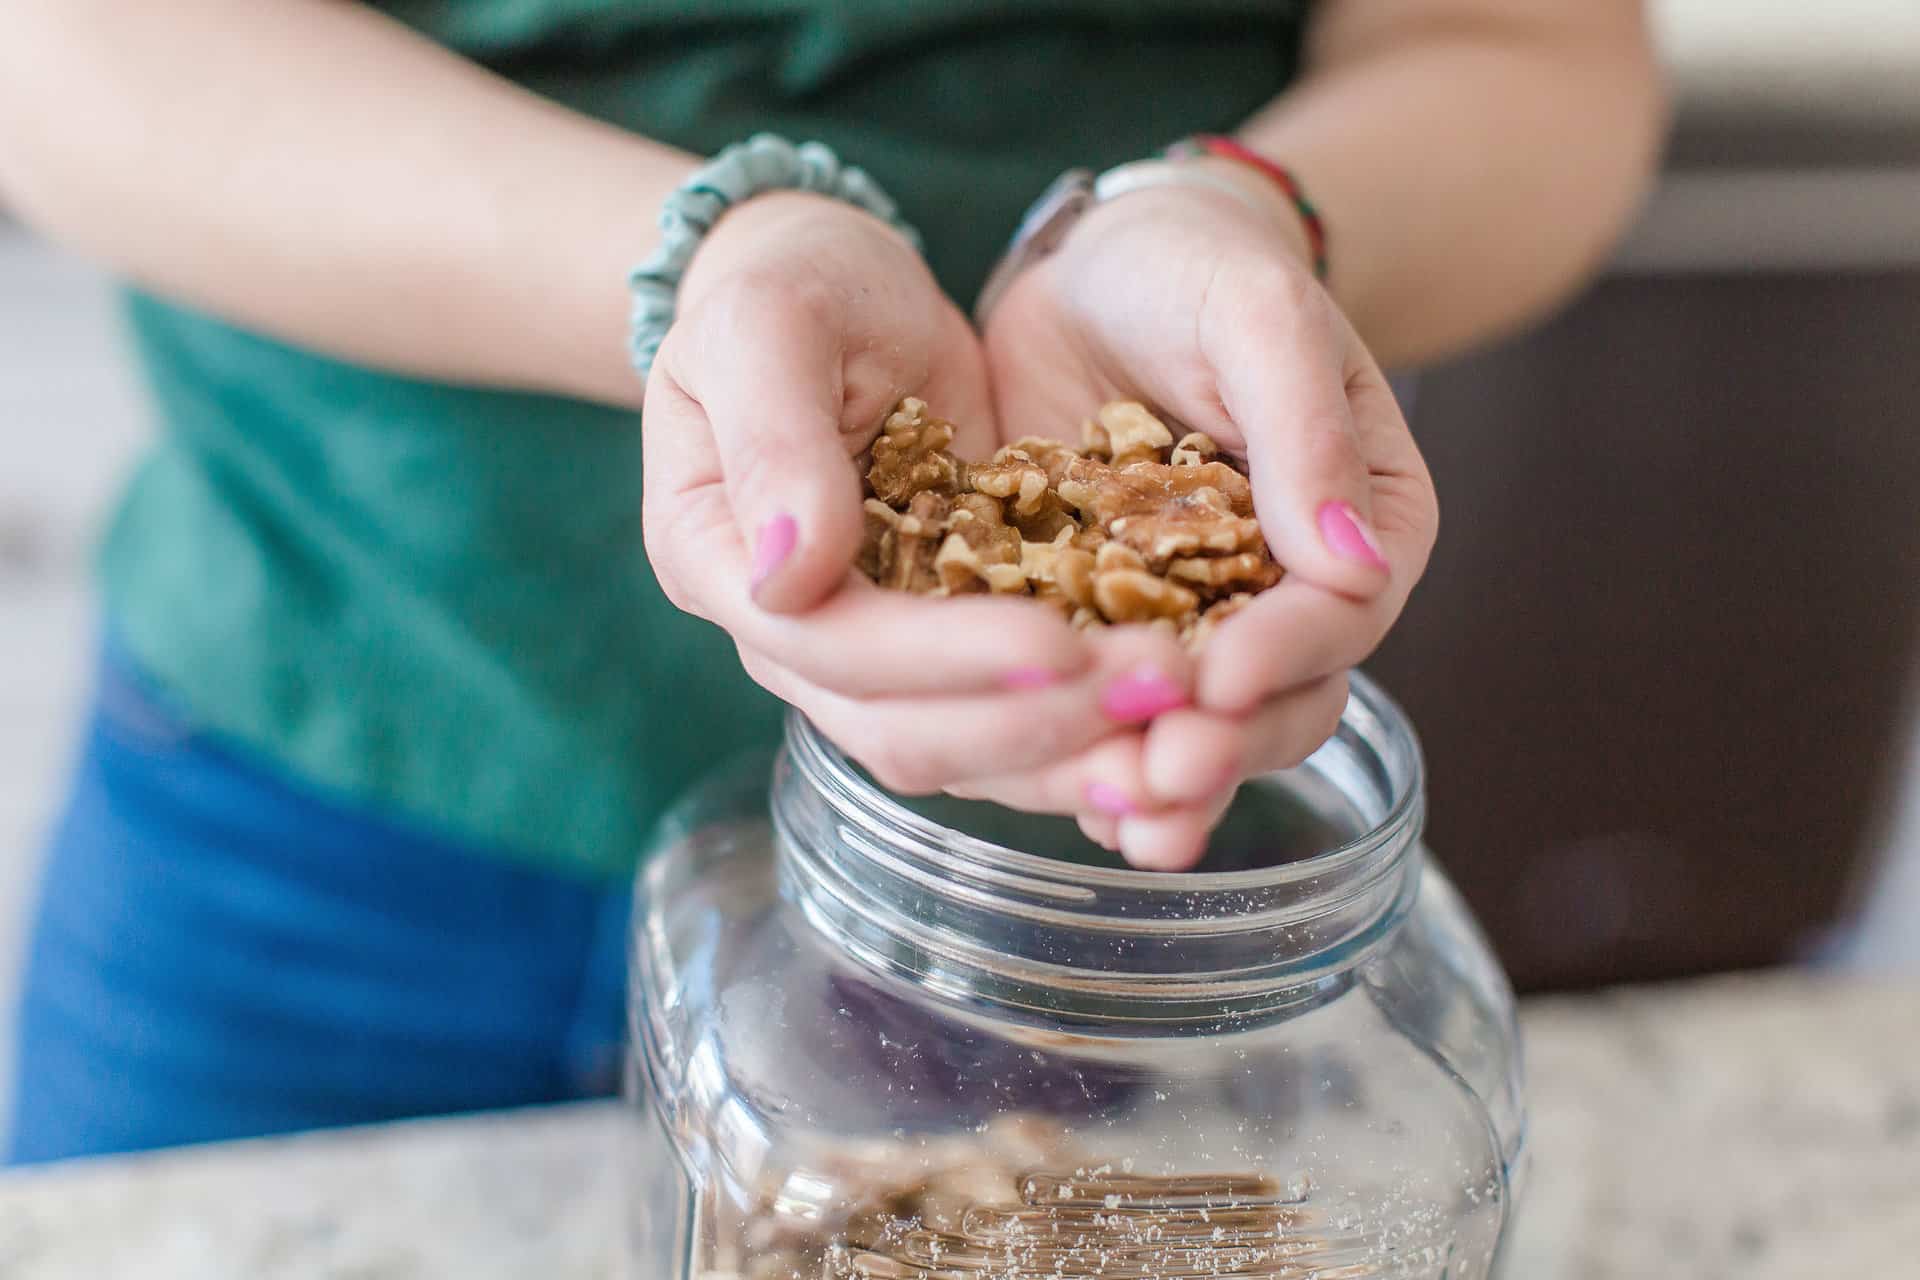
[1167, 156, 1317, 270]
[974, 151, 1325, 324]
[1094, 156, 1318, 272]
[1165, 136, 1328, 282]
[681, 190, 870, 293]
[627, 134, 921, 380]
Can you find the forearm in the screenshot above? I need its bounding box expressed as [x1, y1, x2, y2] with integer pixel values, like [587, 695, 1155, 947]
[1242, 0, 1668, 366]
[0, 0, 693, 407]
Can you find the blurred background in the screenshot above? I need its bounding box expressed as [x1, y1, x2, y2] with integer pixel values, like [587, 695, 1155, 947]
[0, 1, 1916, 1130]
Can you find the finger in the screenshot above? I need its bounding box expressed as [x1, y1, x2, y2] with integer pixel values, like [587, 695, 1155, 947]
[1077, 812, 1122, 853]
[1237, 673, 1351, 776]
[1195, 573, 1395, 713]
[1116, 788, 1237, 872]
[1145, 675, 1351, 801]
[670, 279, 868, 615]
[1200, 270, 1390, 599]
[947, 734, 1152, 817]
[744, 577, 1090, 698]
[941, 628, 1195, 811]
[1345, 365, 1439, 573]
[738, 641, 1167, 796]
[1080, 622, 1197, 725]
[1139, 708, 1242, 807]
[640, 356, 732, 617]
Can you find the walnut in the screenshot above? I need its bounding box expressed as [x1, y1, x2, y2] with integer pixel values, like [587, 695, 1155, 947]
[1103, 401, 1179, 465]
[973, 447, 1081, 541]
[1054, 456, 1145, 524]
[1020, 531, 1097, 610]
[1029, 583, 1073, 618]
[1056, 457, 1251, 539]
[1053, 546, 1097, 608]
[1080, 420, 1109, 460]
[743, 1152, 1323, 1279]
[1068, 521, 1107, 553]
[1171, 431, 1220, 467]
[1182, 591, 1256, 650]
[950, 491, 1006, 526]
[1008, 493, 1078, 544]
[934, 496, 1025, 594]
[933, 540, 1015, 596]
[868, 397, 962, 505]
[856, 500, 891, 581]
[1108, 500, 1263, 566]
[995, 436, 1080, 485]
[1093, 565, 1200, 626]
[965, 453, 1050, 515]
[1167, 550, 1283, 595]
[866, 491, 949, 593]
[1082, 401, 1175, 466]
[1121, 458, 1256, 517]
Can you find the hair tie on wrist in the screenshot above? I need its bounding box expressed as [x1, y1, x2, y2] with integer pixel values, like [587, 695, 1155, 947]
[627, 134, 922, 380]
[1167, 134, 1329, 282]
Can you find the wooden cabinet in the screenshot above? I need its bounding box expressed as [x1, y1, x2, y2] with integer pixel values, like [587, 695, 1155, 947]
[1374, 273, 1920, 990]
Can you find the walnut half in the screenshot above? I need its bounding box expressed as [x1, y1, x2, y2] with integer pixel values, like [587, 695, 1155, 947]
[868, 398, 962, 506]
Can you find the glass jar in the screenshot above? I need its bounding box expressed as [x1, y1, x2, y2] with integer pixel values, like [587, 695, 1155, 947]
[624, 673, 1527, 1279]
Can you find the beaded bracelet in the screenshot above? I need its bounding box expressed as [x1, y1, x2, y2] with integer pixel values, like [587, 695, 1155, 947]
[627, 134, 922, 379]
[1166, 134, 1329, 281]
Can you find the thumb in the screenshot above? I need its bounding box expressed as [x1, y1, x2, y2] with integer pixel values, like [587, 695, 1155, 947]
[1206, 282, 1391, 599]
[676, 285, 868, 615]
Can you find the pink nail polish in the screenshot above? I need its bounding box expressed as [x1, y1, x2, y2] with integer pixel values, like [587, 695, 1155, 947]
[1002, 666, 1059, 691]
[1101, 665, 1189, 723]
[750, 513, 798, 594]
[1317, 501, 1389, 571]
[1085, 782, 1139, 817]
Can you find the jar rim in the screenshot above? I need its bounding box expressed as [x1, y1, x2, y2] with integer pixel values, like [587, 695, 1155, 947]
[788, 668, 1423, 898]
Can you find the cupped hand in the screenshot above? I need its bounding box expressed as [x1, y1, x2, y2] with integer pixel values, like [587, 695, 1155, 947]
[643, 192, 1185, 805]
[981, 162, 1440, 868]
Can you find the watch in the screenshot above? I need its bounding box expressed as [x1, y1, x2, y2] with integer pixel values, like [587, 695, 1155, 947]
[972, 159, 1293, 325]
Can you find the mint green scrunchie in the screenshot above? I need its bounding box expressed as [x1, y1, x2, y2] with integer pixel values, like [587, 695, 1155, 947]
[627, 133, 923, 379]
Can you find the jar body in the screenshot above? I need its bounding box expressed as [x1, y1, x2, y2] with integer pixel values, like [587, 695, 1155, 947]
[626, 697, 1525, 1278]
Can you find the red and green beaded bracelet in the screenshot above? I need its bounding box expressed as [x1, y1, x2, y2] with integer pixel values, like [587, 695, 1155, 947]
[1167, 134, 1329, 282]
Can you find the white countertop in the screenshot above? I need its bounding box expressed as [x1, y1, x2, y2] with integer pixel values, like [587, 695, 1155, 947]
[0, 971, 1914, 1279]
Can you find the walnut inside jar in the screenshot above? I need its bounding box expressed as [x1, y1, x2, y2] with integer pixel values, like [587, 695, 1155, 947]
[855, 398, 1280, 649]
[689, 1144, 1369, 1280]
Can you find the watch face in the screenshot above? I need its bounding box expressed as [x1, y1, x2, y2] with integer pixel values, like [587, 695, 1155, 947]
[975, 168, 1095, 323]
[1021, 168, 1097, 255]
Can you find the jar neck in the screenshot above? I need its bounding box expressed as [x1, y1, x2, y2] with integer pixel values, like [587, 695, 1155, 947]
[772, 674, 1426, 1027]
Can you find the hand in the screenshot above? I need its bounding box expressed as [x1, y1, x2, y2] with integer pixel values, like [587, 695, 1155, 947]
[642, 192, 1185, 804]
[981, 162, 1439, 868]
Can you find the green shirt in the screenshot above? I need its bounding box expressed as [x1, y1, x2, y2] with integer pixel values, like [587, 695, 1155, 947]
[105, 0, 1308, 880]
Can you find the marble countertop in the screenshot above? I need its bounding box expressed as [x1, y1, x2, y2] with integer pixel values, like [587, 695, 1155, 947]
[0, 971, 1914, 1279]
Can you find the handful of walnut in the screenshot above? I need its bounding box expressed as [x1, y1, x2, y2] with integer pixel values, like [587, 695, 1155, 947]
[856, 399, 1280, 649]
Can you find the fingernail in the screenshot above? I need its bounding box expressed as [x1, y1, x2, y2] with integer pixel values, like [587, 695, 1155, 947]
[1002, 666, 1060, 691]
[1318, 501, 1389, 570]
[750, 513, 798, 594]
[1101, 665, 1189, 722]
[1085, 782, 1139, 817]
